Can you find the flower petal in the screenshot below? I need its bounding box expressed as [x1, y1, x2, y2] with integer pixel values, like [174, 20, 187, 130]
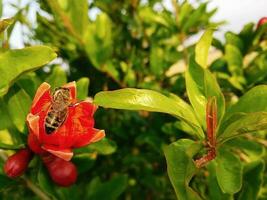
[73, 128, 105, 148]
[31, 82, 51, 115]
[28, 133, 45, 154]
[42, 145, 73, 161]
[26, 113, 40, 138]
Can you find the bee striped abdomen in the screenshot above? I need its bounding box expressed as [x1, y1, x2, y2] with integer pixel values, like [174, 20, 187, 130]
[45, 109, 67, 134]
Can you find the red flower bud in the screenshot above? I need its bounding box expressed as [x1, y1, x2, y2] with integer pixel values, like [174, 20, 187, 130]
[42, 154, 77, 187]
[257, 17, 267, 29]
[4, 148, 33, 178]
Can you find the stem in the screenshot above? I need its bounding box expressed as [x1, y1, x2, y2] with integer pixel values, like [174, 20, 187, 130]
[23, 177, 51, 200]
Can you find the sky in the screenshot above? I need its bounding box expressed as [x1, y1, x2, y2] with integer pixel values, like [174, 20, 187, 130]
[2, 0, 267, 48]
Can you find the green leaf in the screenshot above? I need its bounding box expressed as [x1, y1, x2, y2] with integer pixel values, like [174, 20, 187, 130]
[84, 13, 113, 68]
[88, 138, 117, 155]
[0, 45, 57, 96]
[245, 52, 267, 86]
[0, 18, 14, 33]
[226, 85, 267, 114]
[225, 44, 243, 77]
[185, 55, 225, 129]
[218, 112, 267, 143]
[237, 160, 265, 200]
[224, 137, 265, 161]
[45, 66, 67, 90]
[5, 85, 32, 133]
[215, 149, 243, 194]
[76, 77, 89, 100]
[164, 139, 202, 200]
[195, 29, 214, 68]
[0, 142, 25, 150]
[207, 162, 233, 200]
[37, 163, 57, 199]
[66, 0, 88, 36]
[94, 88, 204, 138]
[225, 32, 244, 52]
[87, 175, 128, 200]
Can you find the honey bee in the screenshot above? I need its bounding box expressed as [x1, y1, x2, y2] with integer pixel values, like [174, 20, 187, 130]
[45, 87, 71, 134]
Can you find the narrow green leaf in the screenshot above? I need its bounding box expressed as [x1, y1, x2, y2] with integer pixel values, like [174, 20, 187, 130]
[0, 45, 57, 96]
[218, 112, 267, 143]
[94, 88, 204, 138]
[164, 139, 202, 200]
[45, 66, 67, 90]
[0, 142, 25, 150]
[215, 149, 243, 194]
[195, 29, 214, 68]
[76, 77, 90, 100]
[185, 55, 225, 129]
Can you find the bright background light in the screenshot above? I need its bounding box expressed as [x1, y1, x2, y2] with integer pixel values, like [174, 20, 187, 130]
[2, 0, 267, 48]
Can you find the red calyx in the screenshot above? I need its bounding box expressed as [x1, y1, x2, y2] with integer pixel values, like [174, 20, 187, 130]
[4, 148, 33, 178]
[257, 17, 267, 29]
[41, 154, 77, 187]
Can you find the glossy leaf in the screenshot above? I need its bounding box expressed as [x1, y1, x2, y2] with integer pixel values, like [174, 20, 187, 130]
[185, 55, 225, 129]
[164, 139, 202, 200]
[94, 88, 204, 138]
[0, 45, 57, 96]
[76, 77, 89, 100]
[215, 149, 243, 194]
[195, 29, 214, 68]
[218, 112, 267, 143]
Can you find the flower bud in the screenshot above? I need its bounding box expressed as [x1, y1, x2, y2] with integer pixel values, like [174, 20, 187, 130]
[42, 154, 77, 187]
[4, 148, 33, 178]
[257, 17, 267, 29]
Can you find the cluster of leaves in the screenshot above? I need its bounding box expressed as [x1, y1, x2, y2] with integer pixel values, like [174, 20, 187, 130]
[0, 0, 267, 200]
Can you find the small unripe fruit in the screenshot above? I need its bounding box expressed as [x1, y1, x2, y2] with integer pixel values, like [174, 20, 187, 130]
[4, 148, 33, 178]
[257, 17, 267, 29]
[42, 154, 77, 187]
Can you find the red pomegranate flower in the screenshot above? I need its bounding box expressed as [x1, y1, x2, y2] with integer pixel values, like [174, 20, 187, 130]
[26, 82, 105, 161]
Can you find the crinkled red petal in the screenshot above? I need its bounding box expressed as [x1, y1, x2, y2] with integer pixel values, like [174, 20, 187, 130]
[40, 101, 98, 149]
